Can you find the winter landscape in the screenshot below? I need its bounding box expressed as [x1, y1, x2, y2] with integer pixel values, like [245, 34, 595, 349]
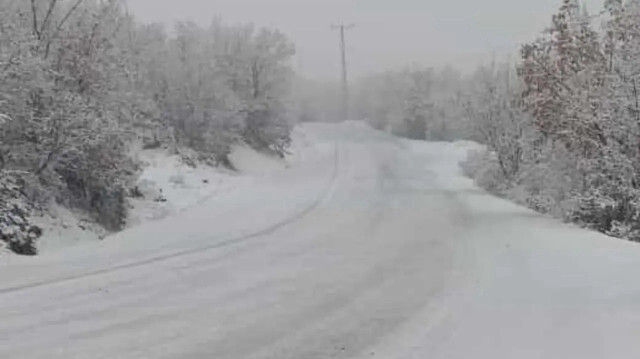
[1, 0, 640, 358]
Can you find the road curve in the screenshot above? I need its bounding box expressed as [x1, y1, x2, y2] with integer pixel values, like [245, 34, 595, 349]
[0, 123, 465, 358]
[2, 122, 639, 359]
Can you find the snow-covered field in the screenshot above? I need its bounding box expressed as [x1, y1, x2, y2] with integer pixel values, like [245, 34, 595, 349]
[0, 122, 639, 358]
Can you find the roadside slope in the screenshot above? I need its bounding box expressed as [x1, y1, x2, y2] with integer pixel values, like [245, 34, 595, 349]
[0, 124, 338, 291]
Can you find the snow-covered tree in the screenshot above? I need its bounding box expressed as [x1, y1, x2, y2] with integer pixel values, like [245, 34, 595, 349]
[0, 0, 297, 254]
[458, 0, 640, 240]
[464, 63, 527, 182]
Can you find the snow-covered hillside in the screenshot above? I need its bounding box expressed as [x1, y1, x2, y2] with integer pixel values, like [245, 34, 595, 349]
[32, 128, 310, 254]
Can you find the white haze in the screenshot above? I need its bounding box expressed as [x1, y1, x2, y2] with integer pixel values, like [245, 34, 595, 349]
[127, 0, 606, 79]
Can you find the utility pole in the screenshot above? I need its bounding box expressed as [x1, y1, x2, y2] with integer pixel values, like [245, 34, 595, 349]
[332, 24, 354, 122]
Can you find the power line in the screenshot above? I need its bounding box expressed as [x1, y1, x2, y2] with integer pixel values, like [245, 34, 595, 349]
[332, 23, 354, 121]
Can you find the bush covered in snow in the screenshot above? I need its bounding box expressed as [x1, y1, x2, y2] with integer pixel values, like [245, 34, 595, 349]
[53, 136, 137, 232]
[461, 150, 509, 194]
[0, 173, 41, 255]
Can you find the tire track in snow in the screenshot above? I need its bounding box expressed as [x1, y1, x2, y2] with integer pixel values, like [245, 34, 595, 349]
[0, 144, 341, 295]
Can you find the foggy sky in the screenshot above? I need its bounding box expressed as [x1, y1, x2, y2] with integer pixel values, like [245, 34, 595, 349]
[126, 0, 606, 80]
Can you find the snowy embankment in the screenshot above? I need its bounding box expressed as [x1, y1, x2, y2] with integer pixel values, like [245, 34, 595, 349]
[0, 124, 336, 286]
[34, 134, 304, 254]
[126, 143, 290, 227]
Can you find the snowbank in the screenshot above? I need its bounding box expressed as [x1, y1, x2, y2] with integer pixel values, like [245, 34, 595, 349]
[127, 149, 237, 228]
[229, 144, 287, 175]
[34, 138, 299, 254]
[34, 205, 106, 254]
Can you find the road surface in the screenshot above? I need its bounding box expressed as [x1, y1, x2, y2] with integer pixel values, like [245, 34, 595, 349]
[1, 122, 639, 358]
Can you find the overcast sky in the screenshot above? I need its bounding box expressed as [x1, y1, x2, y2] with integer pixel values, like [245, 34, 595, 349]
[126, 0, 606, 80]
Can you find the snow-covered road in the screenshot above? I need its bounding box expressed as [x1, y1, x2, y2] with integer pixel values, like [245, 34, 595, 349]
[1, 122, 639, 358]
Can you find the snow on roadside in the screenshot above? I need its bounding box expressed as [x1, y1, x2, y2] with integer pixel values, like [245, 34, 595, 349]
[129, 142, 291, 226]
[34, 137, 295, 255]
[401, 139, 484, 192]
[229, 144, 287, 174]
[33, 205, 106, 254]
[127, 148, 238, 228]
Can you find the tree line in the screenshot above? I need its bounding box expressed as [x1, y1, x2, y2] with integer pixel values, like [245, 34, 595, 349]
[354, 0, 640, 242]
[0, 0, 295, 254]
[462, 0, 640, 241]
